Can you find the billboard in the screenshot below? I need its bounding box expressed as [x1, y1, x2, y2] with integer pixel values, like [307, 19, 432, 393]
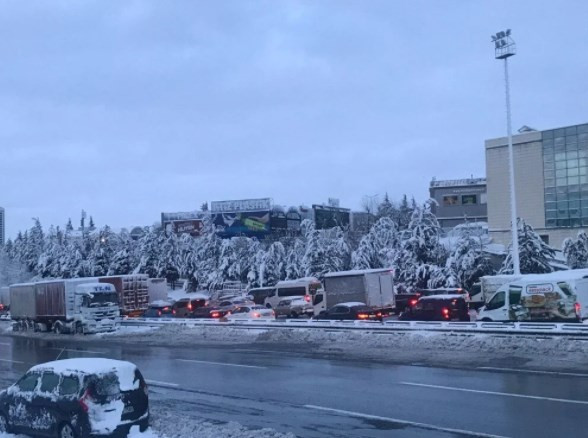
[161, 211, 200, 223]
[313, 205, 350, 230]
[172, 220, 204, 237]
[211, 198, 271, 213]
[213, 211, 271, 237]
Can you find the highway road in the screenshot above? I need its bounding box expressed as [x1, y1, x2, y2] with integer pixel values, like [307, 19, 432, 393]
[1, 333, 588, 438]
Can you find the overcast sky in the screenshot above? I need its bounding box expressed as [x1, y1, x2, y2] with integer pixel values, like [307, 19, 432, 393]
[2, 1, 588, 238]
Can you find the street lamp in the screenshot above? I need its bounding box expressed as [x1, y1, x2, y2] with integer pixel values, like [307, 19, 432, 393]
[492, 29, 520, 275]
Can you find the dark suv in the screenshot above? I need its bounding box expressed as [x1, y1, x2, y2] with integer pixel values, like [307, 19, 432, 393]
[0, 358, 149, 438]
[399, 295, 470, 321]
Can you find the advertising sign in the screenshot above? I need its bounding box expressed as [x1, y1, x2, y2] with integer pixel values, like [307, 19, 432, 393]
[313, 205, 350, 229]
[214, 211, 271, 237]
[211, 198, 271, 213]
[172, 220, 204, 237]
[526, 283, 554, 294]
[161, 211, 200, 223]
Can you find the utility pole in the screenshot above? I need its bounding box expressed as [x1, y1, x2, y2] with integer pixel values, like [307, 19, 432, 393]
[492, 29, 520, 275]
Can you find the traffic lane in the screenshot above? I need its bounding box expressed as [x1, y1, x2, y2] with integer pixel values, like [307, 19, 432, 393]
[3, 335, 588, 437]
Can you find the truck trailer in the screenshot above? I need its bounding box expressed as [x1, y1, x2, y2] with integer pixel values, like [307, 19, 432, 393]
[99, 274, 149, 316]
[315, 269, 395, 315]
[10, 279, 120, 334]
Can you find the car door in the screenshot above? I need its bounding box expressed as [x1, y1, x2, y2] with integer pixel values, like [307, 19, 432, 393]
[7, 372, 40, 435]
[481, 291, 508, 321]
[31, 371, 62, 436]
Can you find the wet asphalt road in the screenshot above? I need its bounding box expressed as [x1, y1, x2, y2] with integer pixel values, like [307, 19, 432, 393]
[1, 333, 588, 438]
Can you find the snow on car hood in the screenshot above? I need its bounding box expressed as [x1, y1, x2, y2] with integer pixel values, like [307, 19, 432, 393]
[30, 358, 139, 391]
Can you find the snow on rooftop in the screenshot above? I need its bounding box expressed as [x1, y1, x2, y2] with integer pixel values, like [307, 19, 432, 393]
[30, 358, 138, 391]
[430, 177, 486, 188]
[337, 302, 367, 307]
[275, 277, 320, 286]
[420, 294, 466, 300]
[324, 268, 393, 278]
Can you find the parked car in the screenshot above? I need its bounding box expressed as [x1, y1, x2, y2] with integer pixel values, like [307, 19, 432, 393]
[191, 305, 231, 319]
[415, 288, 471, 302]
[225, 305, 275, 321]
[399, 295, 470, 321]
[313, 302, 382, 321]
[0, 358, 149, 438]
[394, 292, 421, 314]
[143, 301, 175, 318]
[274, 298, 314, 318]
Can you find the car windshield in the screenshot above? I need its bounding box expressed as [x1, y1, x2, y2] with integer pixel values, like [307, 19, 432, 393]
[90, 292, 119, 306]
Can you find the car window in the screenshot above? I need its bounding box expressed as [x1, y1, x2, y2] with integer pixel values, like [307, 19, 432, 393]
[220, 301, 232, 306]
[17, 373, 39, 392]
[90, 373, 120, 397]
[59, 376, 80, 397]
[313, 294, 323, 305]
[332, 306, 349, 314]
[278, 300, 290, 306]
[278, 287, 306, 297]
[39, 372, 60, 394]
[557, 282, 573, 297]
[175, 301, 188, 308]
[509, 287, 522, 305]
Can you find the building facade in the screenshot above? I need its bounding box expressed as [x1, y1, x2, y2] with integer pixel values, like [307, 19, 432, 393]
[485, 122, 588, 248]
[0, 207, 4, 245]
[429, 178, 488, 231]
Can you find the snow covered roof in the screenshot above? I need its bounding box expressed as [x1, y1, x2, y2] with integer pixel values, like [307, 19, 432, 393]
[336, 302, 367, 307]
[430, 177, 486, 188]
[30, 358, 138, 391]
[420, 294, 466, 300]
[324, 268, 393, 278]
[275, 277, 320, 286]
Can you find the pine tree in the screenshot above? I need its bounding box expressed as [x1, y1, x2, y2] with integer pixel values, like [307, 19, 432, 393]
[285, 239, 305, 280]
[377, 193, 396, 220]
[563, 231, 588, 269]
[447, 228, 494, 290]
[264, 241, 286, 286]
[66, 219, 74, 232]
[500, 218, 555, 274]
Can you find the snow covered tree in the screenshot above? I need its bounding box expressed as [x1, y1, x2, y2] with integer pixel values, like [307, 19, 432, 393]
[500, 218, 555, 274]
[22, 218, 45, 273]
[377, 193, 396, 220]
[264, 241, 286, 286]
[446, 228, 494, 290]
[563, 231, 588, 269]
[285, 239, 305, 280]
[303, 229, 327, 278]
[136, 227, 164, 278]
[394, 200, 447, 289]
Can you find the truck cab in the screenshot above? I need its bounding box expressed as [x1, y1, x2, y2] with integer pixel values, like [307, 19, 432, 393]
[478, 280, 579, 323]
[73, 283, 120, 334]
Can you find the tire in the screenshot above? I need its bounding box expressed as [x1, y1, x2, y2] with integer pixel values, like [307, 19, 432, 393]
[59, 422, 76, 438]
[54, 322, 63, 335]
[480, 318, 492, 322]
[0, 412, 10, 434]
[74, 323, 83, 335]
[290, 312, 299, 319]
[139, 416, 149, 432]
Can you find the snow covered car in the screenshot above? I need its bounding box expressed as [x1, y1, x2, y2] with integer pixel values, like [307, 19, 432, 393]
[0, 358, 149, 438]
[313, 302, 382, 321]
[274, 298, 314, 318]
[225, 305, 275, 321]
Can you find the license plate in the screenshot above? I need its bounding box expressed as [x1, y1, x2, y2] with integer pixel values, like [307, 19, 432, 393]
[123, 405, 135, 414]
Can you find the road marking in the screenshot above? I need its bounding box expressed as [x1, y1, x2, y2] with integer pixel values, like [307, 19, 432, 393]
[176, 358, 266, 369]
[48, 347, 104, 354]
[304, 405, 510, 438]
[0, 358, 24, 364]
[400, 382, 588, 405]
[477, 366, 588, 378]
[145, 379, 179, 388]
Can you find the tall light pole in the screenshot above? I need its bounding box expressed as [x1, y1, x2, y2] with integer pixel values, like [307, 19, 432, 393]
[492, 29, 520, 275]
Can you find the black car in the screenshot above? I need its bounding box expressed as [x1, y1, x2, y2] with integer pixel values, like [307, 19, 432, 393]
[191, 305, 230, 319]
[314, 303, 381, 321]
[142, 302, 175, 318]
[0, 358, 149, 438]
[399, 295, 470, 321]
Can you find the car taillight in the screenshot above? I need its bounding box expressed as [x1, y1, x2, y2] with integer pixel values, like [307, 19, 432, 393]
[211, 312, 220, 318]
[575, 302, 581, 316]
[79, 389, 91, 413]
[376, 312, 382, 318]
[172, 309, 176, 315]
[442, 308, 450, 319]
[409, 299, 418, 306]
[252, 312, 261, 318]
[304, 295, 311, 303]
[188, 303, 192, 311]
[157, 310, 161, 316]
[357, 313, 369, 319]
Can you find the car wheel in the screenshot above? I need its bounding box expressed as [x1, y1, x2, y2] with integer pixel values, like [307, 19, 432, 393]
[480, 318, 492, 322]
[59, 422, 76, 438]
[0, 412, 10, 433]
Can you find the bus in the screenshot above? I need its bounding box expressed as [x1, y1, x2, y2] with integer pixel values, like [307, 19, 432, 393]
[263, 277, 322, 308]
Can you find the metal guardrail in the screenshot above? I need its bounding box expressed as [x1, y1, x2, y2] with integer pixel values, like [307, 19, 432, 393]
[120, 317, 588, 336]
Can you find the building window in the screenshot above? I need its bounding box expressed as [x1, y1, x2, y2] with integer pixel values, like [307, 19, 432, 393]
[461, 195, 477, 205]
[443, 196, 458, 206]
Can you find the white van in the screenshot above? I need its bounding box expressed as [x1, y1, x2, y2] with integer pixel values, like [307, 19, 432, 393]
[264, 277, 321, 309]
[477, 278, 580, 323]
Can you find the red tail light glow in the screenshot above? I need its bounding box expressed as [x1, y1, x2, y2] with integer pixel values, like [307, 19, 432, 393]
[575, 302, 581, 315]
[188, 303, 192, 311]
[304, 295, 311, 302]
[252, 312, 261, 318]
[442, 308, 450, 319]
[376, 312, 382, 318]
[409, 299, 418, 306]
[157, 310, 161, 316]
[357, 313, 369, 319]
[211, 312, 220, 318]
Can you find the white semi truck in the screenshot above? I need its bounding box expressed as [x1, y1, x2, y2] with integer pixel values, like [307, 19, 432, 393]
[10, 279, 120, 334]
